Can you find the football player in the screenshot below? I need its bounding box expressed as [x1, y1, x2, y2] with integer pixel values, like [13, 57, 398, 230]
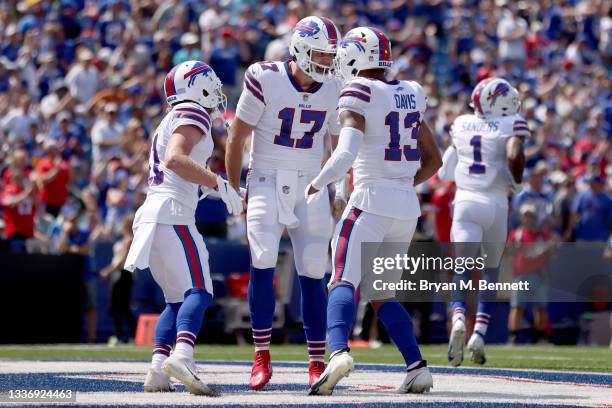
[438, 77, 527, 366]
[306, 27, 441, 395]
[225, 16, 342, 389]
[125, 61, 242, 395]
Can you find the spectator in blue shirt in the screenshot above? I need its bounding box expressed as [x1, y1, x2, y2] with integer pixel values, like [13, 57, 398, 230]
[511, 162, 553, 228]
[571, 175, 612, 242]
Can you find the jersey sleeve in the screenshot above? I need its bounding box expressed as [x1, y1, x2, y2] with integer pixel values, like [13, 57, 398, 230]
[170, 103, 212, 135]
[510, 115, 531, 138]
[409, 81, 428, 113]
[338, 80, 371, 116]
[235, 63, 267, 126]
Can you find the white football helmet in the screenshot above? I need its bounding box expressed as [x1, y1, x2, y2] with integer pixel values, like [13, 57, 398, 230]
[164, 60, 227, 119]
[470, 77, 521, 119]
[334, 26, 393, 81]
[289, 16, 340, 83]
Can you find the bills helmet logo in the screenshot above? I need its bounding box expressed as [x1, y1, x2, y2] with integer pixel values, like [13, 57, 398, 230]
[487, 82, 510, 107]
[341, 36, 367, 53]
[295, 20, 320, 37]
[183, 61, 212, 88]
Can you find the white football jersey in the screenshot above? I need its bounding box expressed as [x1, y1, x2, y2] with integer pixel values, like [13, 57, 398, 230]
[450, 113, 530, 206]
[139, 101, 214, 224]
[235, 60, 341, 171]
[338, 77, 427, 220]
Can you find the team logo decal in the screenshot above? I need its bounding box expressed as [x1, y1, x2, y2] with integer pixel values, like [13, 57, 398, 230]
[487, 83, 509, 107]
[184, 62, 212, 88]
[295, 20, 320, 37]
[341, 36, 367, 53]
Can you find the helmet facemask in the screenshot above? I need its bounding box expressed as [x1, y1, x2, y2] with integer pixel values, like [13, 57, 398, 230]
[333, 48, 359, 82]
[296, 46, 336, 83]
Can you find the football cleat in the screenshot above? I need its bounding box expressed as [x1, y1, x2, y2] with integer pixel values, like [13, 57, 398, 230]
[161, 354, 219, 396]
[309, 350, 354, 396]
[397, 360, 433, 393]
[308, 360, 325, 387]
[249, 350, 273, 390]
[448, 319, 466, 367]
[144, 368, 175, 392]
[467, 331, 487, 365]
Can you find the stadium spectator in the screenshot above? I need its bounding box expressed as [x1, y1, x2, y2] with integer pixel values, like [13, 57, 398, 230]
[1, 169, 37, 253]
[173, 32, 202, 66]
[91, 103, 124, 166]
[65, 47, 99, 104]
[34, 139, 70, 217]
[570, 174, 612, 242]
[511, 162, 553, 229]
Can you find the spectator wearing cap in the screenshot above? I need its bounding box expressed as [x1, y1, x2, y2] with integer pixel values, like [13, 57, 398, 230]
[209, 27, 248, 105]
[1, 24, 21, 62]
[65, 47, 100, 104]
[172, 32, 202, 66]
[570, 174, 612, 242]
[34, 139, 70, 218]
[50, 111, 84, 160]
[1, 168, 38, 253]
[96, 0, 128, 50]
[91, 102, 125, 166]
[511, 162, 553, 229]
[198, 1, 230, 51]
[550, 171, 577, 241]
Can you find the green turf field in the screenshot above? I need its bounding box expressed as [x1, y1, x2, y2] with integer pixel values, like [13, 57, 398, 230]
[0, 344, 610, 373]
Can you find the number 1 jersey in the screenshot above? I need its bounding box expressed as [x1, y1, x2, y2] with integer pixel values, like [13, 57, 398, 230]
[450, 113, 530, 207]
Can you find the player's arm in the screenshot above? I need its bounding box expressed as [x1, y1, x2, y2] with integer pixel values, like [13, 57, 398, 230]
[437, 145, 457, 181]
[506, 136, 525, 184]
[307, 110, 364, 195]
[226, 117, 255, 190]
[166, 125, 218, 188]
[414, 121, 442, 186]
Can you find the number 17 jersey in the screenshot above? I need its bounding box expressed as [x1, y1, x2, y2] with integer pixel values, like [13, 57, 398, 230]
[235, 60, 341, 171]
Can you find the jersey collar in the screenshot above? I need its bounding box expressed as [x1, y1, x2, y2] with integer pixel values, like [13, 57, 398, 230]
[284, 60, 323, 94]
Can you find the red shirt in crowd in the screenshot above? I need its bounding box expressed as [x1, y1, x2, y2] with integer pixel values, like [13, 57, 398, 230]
[430, 181, 454, 243]
[508, 227, 553, 276]
[1, 183, 36, 238]
[35, 157, 70, 207]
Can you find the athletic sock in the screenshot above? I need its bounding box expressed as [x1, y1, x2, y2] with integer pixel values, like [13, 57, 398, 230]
[377, 301, 422, 367]
[174, 288, 213, 359]
[474, 312, 490, 336]
[151, 302, 181, 370]
[327, 283, 356, 355]
[298, 275, 327, 362]
[451, 302, 466, 326]
[248, 267, 276, 351]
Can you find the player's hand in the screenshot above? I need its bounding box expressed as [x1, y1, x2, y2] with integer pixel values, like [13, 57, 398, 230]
[333, 197, 346, 218]
[304, 183, 321, 205]
[216, 175, 243, 215]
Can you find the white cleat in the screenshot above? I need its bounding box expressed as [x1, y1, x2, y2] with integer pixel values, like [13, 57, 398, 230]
[448, 319, 466, 367]
[398, 360, 433, 393]
[467, 331, 487, 365]
[144, 368, 175, 392]
[161, 354, 220, 396]
[309, 350, 354, 396]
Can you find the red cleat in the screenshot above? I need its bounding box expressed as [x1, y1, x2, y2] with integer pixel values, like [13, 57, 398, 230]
[308, 360, 326, 387]
[249, 350, 272, 390]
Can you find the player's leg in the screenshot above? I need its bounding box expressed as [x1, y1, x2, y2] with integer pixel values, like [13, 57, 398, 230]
[310, 208, 385, 396]
[369, 218, 432, 393]
[448, 201, 485, 366]
[245, 171, 284, 389]
[151, 224, 218, 396]
[145, 301, 180, 392]
[289, 186, 333, 386]
[468, 203, 508, 364]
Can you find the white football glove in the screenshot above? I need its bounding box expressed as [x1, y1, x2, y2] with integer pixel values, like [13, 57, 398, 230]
[304, 183, 323, 205]
[216, 175, 243, 215]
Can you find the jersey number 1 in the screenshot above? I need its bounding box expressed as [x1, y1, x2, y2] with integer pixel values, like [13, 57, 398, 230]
[274, 108, 327, 149]
[469, 135, 486, 174]
[384, 111, 421, 161]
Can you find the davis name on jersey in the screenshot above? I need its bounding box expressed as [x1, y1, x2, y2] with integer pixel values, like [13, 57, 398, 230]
[338, 77, 427, 220]
[143, 101, 214, 222]
[450, 113, 530, 206]
[236, 60, 341, 171]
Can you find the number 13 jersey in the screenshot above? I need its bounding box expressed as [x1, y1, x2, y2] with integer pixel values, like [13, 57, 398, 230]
[235, 60, 341, 171]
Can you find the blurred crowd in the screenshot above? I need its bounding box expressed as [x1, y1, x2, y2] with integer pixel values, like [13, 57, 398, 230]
[0, 0, 610, 260]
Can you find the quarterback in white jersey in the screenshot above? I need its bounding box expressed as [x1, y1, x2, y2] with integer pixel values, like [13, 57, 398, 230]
[124, 61, 242, 396]
[438, 77, 527, 367]
[307, 27, 441, 396]
[225, 16, 341, 390]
